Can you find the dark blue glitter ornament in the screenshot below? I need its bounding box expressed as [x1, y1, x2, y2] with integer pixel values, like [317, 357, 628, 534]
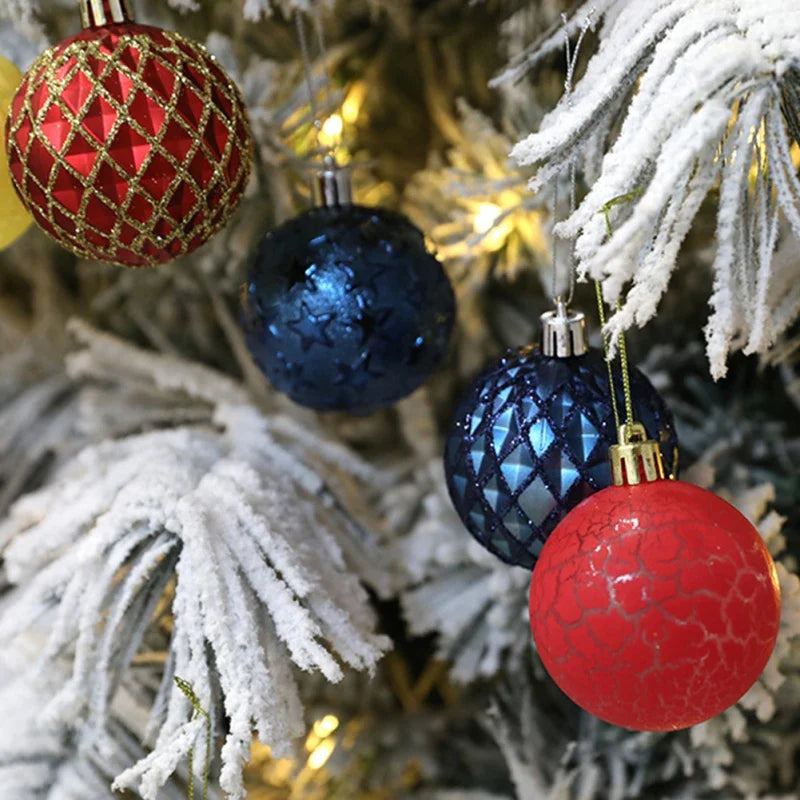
[242, 204, 455, 412]
[444, 346, 679, 569]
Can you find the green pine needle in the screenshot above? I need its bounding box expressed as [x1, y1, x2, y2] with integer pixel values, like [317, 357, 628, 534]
[175, 676, 212, 800]
[599, 189, 644, 239]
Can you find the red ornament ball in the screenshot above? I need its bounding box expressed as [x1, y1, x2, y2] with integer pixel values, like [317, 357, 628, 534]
[5, 19, 252, 267]
[529, 479, 781, 731]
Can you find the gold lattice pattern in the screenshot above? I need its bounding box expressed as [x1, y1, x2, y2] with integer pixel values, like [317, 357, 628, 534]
[5, 23, 253, 267]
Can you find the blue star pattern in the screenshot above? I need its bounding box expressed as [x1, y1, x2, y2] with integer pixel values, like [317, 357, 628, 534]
[444, 347, 679, 569]
[287, 302, 335, 352]
[242, 205, 455, 412]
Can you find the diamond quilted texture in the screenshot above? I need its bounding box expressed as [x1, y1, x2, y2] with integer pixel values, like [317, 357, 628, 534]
[5, 21, 253, 267]
[500, 443, 534, 488]
[547, 387, 574, 427]
[565, 410, 601, 463]
[107, 125, 150, 174]
[52, 168, 85, 213]
[102, 69, 135, 106]
[469, 435, 490, 479]
[483, 475, 507, 515]
[63, 135, 99, 173]
[527, 417, 555, 455]
[541, 447, 580, 498]
[469, 402, 486, 434]
[40, 104, 72, 152]
[517, 476, 556, 528]
[94, 160, 128, 204]
[82, 94, 118, 142]
[491, 406, 517, 456]
[61, 70, 95, 113]
[444, 346, 680, 569]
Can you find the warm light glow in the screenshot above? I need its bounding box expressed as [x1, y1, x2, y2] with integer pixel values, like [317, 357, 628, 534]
[342, 82, 367, 124]
[473, 202, 502, 235]
[307, 738, 336, 770]
[313, 714, 340, 738]
[319, 113, 344, 147]
[473, 202, 514, 252]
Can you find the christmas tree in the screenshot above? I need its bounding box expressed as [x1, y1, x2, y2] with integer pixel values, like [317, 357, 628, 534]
[1, 1, 800, 798]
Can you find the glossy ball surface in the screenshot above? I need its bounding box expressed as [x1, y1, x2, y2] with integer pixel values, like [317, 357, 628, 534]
[530, 480, 781, 731]
[5, 22, 252, 266]
[444, 347, 678, 569]
[0, 55, 32, 249]
[242, 204, 455, 412]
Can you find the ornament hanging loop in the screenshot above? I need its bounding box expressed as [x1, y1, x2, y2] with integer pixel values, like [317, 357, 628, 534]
[609, 422, 665, 486]
[540, 299, 587, 357]
[79, 0, 133, 28]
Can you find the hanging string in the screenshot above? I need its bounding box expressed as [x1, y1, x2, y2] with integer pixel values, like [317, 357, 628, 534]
[187, 743, 195, 800]
[594, 280, 621, 432]
[296, 7, 337, 159]
[563, 12, 590, 295]
[551, 12, 592, 306]
[550, 173, 576, 305]
[596, 190, 643, 430]
[313, 4, 335, 109]
[295, 11, 323, 149]
[551, 175, 562, 302]
[616, 302, 635, 424]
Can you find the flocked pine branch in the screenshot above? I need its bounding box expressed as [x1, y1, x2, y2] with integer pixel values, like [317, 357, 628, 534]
[0, 650, 205, 800]
[395, 465, 530, 684]
[0, 322, 392, 800]
[0, 240, 83, 519]
[498, 1, 800, 378]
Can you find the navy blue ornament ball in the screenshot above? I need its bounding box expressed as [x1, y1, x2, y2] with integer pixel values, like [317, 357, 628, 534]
[444, 347, 679, 569]
[242, 204, 455, 412]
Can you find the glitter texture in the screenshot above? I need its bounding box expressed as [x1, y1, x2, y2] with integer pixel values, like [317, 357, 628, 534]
[5, 22, 252, 267]
[444, 347, 679, 569]
[242, 204, 455, 412]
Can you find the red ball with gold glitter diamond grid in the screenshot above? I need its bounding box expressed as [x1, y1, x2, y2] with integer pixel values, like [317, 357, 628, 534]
[4, 0, 253, 267]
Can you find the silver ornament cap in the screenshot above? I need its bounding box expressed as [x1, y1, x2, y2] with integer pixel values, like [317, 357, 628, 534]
[540, 299, 587, 357]
[313, 155, 352, 208]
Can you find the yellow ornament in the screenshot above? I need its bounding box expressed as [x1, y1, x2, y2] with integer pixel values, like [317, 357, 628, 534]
[0, 54, 32, 249]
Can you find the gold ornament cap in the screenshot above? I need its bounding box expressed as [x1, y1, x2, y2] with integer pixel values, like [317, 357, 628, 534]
[540, 299, 588, 357]
[79, 0, 133, 29]
[313, 155, 352, 208]
[609, 422, 666, 486]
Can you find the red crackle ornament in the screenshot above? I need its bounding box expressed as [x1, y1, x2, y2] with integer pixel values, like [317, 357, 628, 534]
[529, 422, 781, 731]
[5, 0, 252, 267]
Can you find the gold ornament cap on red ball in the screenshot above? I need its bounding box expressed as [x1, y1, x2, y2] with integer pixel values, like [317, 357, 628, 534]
[609, 421, 666, 485]
[5, 0, 253, 267]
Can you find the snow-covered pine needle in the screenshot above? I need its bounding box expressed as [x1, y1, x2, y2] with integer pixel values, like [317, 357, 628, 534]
[499, 1, 800, 378]
[0, 324, 392, 800]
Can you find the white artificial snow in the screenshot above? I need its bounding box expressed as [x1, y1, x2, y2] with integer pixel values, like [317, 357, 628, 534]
[500, 0, 800, 377]
[395, 464, 532, 683]
[0, 324, 392, 800]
